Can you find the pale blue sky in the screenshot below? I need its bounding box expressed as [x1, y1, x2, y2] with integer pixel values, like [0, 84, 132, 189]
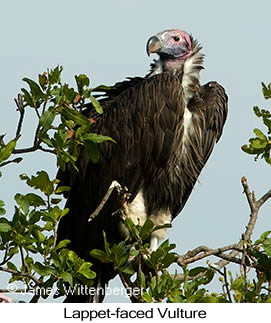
[1, 0, 271, 302]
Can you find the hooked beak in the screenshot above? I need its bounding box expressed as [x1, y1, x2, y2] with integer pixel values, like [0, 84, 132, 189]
[146, 35, 162, 56]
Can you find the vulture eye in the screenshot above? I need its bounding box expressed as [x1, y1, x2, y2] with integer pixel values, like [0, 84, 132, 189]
[173, 36, 180, 42]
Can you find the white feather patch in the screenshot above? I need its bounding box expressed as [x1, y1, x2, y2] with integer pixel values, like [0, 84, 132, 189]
[182, 50, 202, 104]
[119, 190, 147, 238]
[183, 107, 192, 145]
[127, 190, 147, 226]
[118, 190, 172, 251]
[149, 60, 163, 76]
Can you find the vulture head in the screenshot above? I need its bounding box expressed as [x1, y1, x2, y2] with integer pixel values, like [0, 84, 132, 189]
[146, 29, 203, 76]
[147, 29, 192, 60]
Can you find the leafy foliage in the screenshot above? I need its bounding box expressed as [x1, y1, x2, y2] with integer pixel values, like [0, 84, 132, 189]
[0, 66, 114, 302]
[242, 82, 271, 164]
[0, 170, 96, 301]
[0, 65, 115, 172]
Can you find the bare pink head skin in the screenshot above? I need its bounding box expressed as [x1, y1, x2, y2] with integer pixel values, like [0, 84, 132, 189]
[146, 29, 193, 71]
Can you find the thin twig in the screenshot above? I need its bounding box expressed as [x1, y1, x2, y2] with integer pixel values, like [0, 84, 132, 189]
[39, 147, 56, 154]
[0, 289, 26, 293]
[13, 145, 40, 154]
[0, 246, 10, 266]
[29, 293, 41, 303]
[257, 189, 271, 208]
[223, 267, 232, 302]
[34, 107, 41, 119]
[118, 272, 141, 303]
[176, 244, 242, 266]
[0, 267, 41, 286]
[14, 95, 25, 140]
[19, 246, 30, 273]
[88, 181, 121, 222]
[241, 176, 256, 212]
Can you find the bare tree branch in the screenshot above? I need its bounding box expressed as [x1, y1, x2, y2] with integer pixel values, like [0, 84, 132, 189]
[88, 181, 122, 222]
[175, 177, 271, 275]
[257, 189, 271, 208]
[176, 244, 242, 266]
[223, 267, 232, 302]
[14, 94, 25, 140]
[0, 267, 41, 286]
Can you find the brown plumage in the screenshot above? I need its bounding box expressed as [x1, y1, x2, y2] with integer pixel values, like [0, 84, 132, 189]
[56, 29, 228, 302]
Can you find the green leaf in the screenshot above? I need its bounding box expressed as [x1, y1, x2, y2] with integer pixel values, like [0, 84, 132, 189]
[254, 128, 267, 141]
[20, 171, 54, 196]
[24, 193, 46, 207]
[32, 229, 46, 243]
[39, 110, 55, 131]
[39, 132, 54, 147]
[120, 266, 135, 275]
[262, 82, 271, 100]
[83, 133, 116, 144]
[0, 157, 23, 168]
[90, 95, 103, 114]
[85, 141, 100, 164]
[38, 73, 48, 90]
[189, 267, 208, 277]
[51, 198, 62, 205]
[21, 88, 35, 107]
[263, 245, 271, 256]
[103, 231, 111, 256]
[75, 124, 91, 141]
[241, 144, 257, 155]
[0, 200, 6, 216]
[140, 219, 154, 240]
[250, 138, 267, 149]
[124, 218, 139, 239]
[142, 292, 153, 302]
[62, 84, 76, 103]
[46, 206, 62, 222]
[55, 186, 71, 194]
[7, 262, 18, 271]
[129, 248, 139, 257]
[78, 262, 96, 279]
[0, 140, 16, 163]
[260, 231, 271, 242]
[28, 211, 42, 224]
[139, 271, 146, 289]
[90, 249, 112, 263]
[22, 77, 44, 99]
[14, 193, 29, 214]
[48, 66, 63, 84]
[92, 85, 111, 92]
[0, 222, 12, 232]
[253, 106, 261, 117]
[55, 239, 71, 250]
[161, 253, 176, 267]
[231, 276, 245, 291]
[153, 223, 172, 232]
[59, 106, 90, 126]
[60, 272, 73, 286]
[75, 74, 90, 95]
[32, 262, 53, 276]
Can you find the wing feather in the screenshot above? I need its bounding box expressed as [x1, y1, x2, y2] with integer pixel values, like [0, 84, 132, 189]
[57, 72, 185, 255]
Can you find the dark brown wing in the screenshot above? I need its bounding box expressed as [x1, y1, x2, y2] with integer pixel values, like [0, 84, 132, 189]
[56, 73, 185, 301]
[200, 81, 228, 162]
[172, 81, 228, 217]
